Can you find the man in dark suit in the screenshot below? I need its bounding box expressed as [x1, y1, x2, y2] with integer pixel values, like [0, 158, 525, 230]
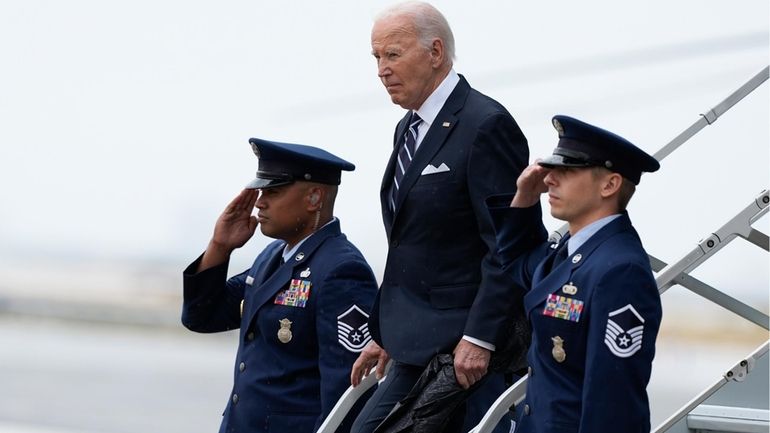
[487, 115, 663, 432]
[350, 2, 530, 432]
[182, 138, 378, 433]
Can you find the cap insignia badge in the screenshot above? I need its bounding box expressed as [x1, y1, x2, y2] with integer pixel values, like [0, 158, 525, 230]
[553, 119, 564, 136]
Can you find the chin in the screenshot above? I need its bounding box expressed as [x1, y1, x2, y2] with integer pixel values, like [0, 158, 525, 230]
[550, 209, 567, 221]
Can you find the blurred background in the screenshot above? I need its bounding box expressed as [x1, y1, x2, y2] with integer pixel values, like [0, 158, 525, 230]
[0, 1, 767, 432]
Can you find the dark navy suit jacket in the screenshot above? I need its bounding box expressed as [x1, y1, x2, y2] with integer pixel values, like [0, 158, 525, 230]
[370, 75, 530, 366]
[182, 220, 378, 433]
[487, 199, 662, 433]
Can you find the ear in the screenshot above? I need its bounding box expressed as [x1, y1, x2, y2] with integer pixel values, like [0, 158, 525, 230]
[306, 187, 323, 210]
[429, 38, 445, 68]
[600, 173, 623, 199]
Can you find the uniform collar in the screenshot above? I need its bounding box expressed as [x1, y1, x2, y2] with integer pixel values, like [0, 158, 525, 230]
[282, 217, 337, 262]
[567, 214, 621, 255]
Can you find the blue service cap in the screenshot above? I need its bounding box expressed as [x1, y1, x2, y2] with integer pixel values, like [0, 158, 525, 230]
[246, 138, 355, 189]
[538, 115, 660, 185]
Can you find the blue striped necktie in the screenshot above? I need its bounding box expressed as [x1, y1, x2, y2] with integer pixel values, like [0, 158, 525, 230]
[390, 112, 422, 210]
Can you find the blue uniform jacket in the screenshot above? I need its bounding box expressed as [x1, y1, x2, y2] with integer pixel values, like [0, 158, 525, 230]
[487, 198, 662, 433]
[182, 220, 378, 433]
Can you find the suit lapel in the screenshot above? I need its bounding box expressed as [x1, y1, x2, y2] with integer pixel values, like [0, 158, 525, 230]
[525, 235, 570, 312]
[388, 76, 471, 220]
[524, 215, 634, 314]
[380, 112, 412, 231]
[394, 112, 458, 212]
[243, 221, 341, 328]
[259, 248, 283, 285]
[525, 260, 574, 314]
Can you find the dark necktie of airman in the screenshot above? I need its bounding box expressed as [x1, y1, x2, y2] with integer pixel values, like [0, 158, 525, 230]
[547, 241, 569, 274]
[262, 250, 284, 283]
[390, 112, 422, 211]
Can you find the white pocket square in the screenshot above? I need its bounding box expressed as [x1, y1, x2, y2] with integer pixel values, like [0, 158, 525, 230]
[421, 163, 450, 175]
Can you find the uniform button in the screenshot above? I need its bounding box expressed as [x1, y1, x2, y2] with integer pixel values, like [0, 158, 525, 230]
[390, 240, 399, 248]
[247, 332, 255, 341]
[239, 362, 245, 372]
[232, 393, 239, 404]
[523, 404, 530, 415]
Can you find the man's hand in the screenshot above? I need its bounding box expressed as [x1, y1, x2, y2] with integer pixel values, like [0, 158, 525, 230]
[351, 341, 390, 387]
[211, 189, 259, 249]
[510, 162, 550, 208]
[453, 339, 491, 389]
[198, 189, 259, 272]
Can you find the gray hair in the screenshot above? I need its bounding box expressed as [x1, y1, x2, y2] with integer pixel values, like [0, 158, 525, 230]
[376, 1, 455, 66]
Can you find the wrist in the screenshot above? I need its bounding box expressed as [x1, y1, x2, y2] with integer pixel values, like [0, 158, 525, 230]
[207, 239, 235, 256]
[510, 192, 540, 208]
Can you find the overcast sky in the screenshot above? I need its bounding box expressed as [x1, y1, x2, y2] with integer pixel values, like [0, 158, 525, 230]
[0, 0, 767, 303]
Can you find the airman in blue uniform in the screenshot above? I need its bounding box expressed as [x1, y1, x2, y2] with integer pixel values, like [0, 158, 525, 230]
[182, 138, 378, 433]
[487, 115, 663, 433]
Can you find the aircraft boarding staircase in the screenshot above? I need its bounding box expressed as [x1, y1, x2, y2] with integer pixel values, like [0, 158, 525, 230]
[318, 66, 770, 433]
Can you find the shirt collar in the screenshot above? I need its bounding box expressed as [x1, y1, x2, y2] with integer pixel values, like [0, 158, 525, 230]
[567, 214, 621, 255]
[281, 217, 337, 262]
[414, 69, 459, 128]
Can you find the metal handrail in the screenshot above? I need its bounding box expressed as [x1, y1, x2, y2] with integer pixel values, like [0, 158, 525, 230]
[471, 67, 769, 433]
[317, 364, 389, 433]
[467, 375, 528, 433]
[548, 66, 769, 244]
[653, 342, 770, 432]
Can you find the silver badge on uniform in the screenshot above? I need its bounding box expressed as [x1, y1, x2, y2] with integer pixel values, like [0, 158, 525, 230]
[337, 305, 371, 353]
[571, 254, 582, 264]
[277, 318, 293, 343]
[562, 283, 578, 295]
[604, 304, 645, 358]
[300, 267, 311, 278]
[551, 336, 566, 363]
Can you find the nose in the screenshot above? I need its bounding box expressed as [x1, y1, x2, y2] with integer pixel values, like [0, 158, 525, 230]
[544, 171, 557, 187]
[255, 191, 267, 209]
[377, 60, 390, 78]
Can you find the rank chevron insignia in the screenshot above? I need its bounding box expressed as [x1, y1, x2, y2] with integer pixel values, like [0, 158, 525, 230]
[337, 305, 371, 353]
[604, 304, 645, 358]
